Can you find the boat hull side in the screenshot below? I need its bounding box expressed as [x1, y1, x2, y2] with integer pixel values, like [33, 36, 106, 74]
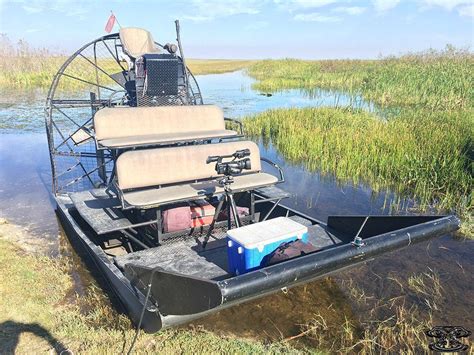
[55, 196, 163, 333]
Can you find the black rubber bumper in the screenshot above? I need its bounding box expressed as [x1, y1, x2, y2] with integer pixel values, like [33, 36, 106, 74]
[219, 215, 460, 303]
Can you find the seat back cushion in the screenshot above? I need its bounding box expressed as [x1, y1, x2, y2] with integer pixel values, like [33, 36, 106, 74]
[94, 105, 225, 141]
[119, 27, 159, 58]
[116, 141, 261, 190]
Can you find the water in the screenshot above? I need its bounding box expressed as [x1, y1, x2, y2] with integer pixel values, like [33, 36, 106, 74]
[0, 70, 472, 345]
[198, 70, 374, 117]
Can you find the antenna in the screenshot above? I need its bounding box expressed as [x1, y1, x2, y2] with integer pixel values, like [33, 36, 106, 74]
[175, 20, 188, 87]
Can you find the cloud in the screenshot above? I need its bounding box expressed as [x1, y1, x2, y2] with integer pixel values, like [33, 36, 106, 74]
[457, 3, 473, 16]
[181, 15, 214, 23]
[22, 5, 43, 14]
[372, 0, 400, 12]
[18, 0, 92, 19]
[418, 0, 473, 18]
[419, 0, 470, 10]
[274, 0, 338, 12]
[332, 6, 366, 15]
[182, 0, 262, 22]
[293, 12, 342, 22]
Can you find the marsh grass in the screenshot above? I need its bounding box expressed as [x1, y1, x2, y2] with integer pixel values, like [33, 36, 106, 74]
[244, 49, 473, 236]
[291, 297, 435, 353]
[312, 270, 468, 354]
[248, 46, 474, 111]
[244, 107, 473, 219]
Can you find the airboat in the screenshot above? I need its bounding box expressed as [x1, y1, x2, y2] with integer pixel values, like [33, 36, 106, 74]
[45, 22, 460, 332]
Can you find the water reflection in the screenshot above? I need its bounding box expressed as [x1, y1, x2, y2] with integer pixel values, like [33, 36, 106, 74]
[0, 133, 59, 252]
[198, 70, 374, 118]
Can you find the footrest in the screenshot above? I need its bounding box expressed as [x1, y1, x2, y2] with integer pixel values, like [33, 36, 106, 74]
[254, 186, 291, 200]
[69, 189, 132, 235]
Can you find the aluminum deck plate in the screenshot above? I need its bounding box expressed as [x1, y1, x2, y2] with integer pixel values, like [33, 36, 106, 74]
[254, 185, 292, 199]
[115, 216, 342, 281]
[115, 236, 230, 280]
[69, 189, 132, 235]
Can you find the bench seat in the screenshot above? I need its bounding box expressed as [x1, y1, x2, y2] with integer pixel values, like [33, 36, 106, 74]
[99, 129, 237, 149]
[122, 172, 278, 209]
[115, 141, 280, 209]
[94, 105, 240, 150]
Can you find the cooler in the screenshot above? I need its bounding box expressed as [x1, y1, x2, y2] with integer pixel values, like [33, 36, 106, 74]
[226, 217, 308, 275]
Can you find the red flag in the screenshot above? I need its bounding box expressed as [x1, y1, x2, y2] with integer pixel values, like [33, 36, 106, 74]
[105, 13, 116, 33]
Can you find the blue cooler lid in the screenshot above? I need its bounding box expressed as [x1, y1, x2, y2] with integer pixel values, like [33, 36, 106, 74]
[227, 217, 308, 252]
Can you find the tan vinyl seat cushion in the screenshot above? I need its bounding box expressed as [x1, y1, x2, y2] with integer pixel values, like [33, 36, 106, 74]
[122, 173, 278, 209]
[119, 27, 160, 58]
[94, 105, 238, 148]
[116, 140, 278, 208]
[117, 141, 261, 189]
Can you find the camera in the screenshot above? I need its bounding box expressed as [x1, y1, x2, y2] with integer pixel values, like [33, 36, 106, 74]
[216, 158, 251, 175]
[206, 149, 252, 176]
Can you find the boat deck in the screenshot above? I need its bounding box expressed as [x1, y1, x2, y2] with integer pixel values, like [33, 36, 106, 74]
[67, 187, 343, 281]
[114, 217, 342, 281]
[69, 189, 130, 235]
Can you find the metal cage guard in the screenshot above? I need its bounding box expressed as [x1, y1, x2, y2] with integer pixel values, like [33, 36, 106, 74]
[45, 26, 204, 196]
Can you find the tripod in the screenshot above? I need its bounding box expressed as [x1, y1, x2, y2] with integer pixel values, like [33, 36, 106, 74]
[202, 175, 241, 248]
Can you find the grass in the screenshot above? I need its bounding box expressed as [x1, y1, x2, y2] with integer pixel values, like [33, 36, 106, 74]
[297, 305, 434, 354]
[0, 233, 302, 354]
[244, 48, 473, 237]
[248, 46, 473, 111]
[331, 269, 473, 354]
[187, 59, 256, 75]
[243, 107, 473, 226]
[0, 35, 254, 90]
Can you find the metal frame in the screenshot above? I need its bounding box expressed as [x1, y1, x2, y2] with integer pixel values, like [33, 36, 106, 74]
[224, 117, 244, 135]
[45, 29, 204, 196]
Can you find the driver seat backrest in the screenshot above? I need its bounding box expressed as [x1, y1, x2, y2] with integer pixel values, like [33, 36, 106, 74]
[119, 27, 160, 59]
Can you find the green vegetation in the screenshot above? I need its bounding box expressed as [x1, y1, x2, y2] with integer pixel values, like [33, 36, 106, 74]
[245, 48, 473, 237]
[248, 47, 473, 111]
[0, 35, 254, 90]
[187, 59, 256, 75]
[0, 233, 299, 354]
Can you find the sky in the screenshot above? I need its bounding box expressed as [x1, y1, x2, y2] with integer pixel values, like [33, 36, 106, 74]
[0, 0, 473, 59]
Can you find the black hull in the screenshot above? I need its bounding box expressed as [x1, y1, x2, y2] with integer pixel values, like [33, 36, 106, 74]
[56, 196, 162, 332]
[56, 195, 460, 332]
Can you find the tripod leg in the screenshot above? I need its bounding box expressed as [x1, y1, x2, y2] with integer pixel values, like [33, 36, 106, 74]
[203, 195, 225, 248]
[228, 193, 241, 228]
[227, 195, 232, 230]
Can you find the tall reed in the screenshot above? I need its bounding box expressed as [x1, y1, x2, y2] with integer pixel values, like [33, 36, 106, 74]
[245, 107, 472, 214]
[248, 46, 473, 111]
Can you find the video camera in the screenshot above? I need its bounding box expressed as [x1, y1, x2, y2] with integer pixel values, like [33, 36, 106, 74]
[206, 149, 252, 176]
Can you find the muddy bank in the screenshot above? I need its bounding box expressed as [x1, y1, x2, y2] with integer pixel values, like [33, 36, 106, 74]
[0, 217, 55, 255]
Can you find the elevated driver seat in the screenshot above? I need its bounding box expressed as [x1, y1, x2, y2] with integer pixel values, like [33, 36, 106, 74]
[119, 27, 161, 59]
